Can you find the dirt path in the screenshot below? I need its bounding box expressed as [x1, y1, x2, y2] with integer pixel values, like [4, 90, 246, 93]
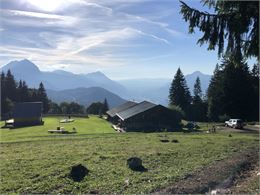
[153, 147, 259, 194]
[226, 161, 259, 194]
[216, 125, 260, 134]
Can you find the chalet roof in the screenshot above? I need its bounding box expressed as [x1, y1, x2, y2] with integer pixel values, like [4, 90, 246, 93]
[13, 102, 42, 118]
[116, 101, 157, 120]
[106, 101, 138, 117]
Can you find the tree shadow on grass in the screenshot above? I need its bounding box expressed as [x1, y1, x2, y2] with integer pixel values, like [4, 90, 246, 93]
[130, 165, 148, 172]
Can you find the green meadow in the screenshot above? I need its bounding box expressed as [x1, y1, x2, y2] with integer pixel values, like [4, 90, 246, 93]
[0, 116, 258, 194]
[0, 116, 114, 142]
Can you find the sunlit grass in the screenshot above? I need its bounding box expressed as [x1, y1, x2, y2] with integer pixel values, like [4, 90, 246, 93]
[0, 116, 258, 194]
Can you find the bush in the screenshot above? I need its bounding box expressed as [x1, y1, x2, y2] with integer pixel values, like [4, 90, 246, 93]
[218, 114, 230, 122]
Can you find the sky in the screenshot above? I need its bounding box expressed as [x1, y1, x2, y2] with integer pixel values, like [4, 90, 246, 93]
[0, 0, 254, 80]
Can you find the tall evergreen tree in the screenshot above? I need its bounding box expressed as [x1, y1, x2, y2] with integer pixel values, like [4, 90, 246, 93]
[207, 57, 256, 121]
[0, 71, 14, 118]
[17, 80, 24, 102]
[5, 70, 17, 102]
[1, 72, 6, 101]
[29, 89, 39, 102]
[193, 77, 203, 104]
[169, 68, 191, 113]
[21, 81, 29, 102]
[180, 0, 259, 62]
[221, 58, 253, 120]
[1, 72, 7, 117]
[102, 98, 109, 114]
[1, 70, 52, 117]
[16, 80, 29, 102]
[189, 77, 207, 121]
[37, 82, 49, 113]
[250, 64, 259, 120]
[207, 64, 224, 121]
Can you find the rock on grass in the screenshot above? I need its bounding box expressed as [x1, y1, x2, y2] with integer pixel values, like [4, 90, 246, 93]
[127, 157, 147, 172]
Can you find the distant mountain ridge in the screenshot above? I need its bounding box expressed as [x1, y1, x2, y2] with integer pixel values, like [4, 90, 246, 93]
[118, 71, 212, 105]
[185, 71, 212, 94]
[1, 59, 126, 96]
[1, 59, 212, 106]
[47, 87, 127, 108]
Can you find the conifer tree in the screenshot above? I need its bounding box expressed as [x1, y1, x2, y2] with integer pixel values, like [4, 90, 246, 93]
[180, 0, 259, 62]
[1, 72, 7, 116]
[21, 81, 29, 102]
[102, 98, 109, 114]
[37, 82, 49, 113]
[207, 57, 255, 121]
[207, 64, 224, 121]
[250, 64, 259, 120]
[17, 80, 23, 102]
[5, 70, 17, 102]
[193, 77, 203, 104]
[188, 77, 207, 121]
[1, 72, 6, 101]
[169, 68, 191, 112]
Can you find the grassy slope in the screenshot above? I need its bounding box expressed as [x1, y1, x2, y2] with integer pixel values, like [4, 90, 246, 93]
[0, 116, 115, 142]
[0, 117, 258, 194]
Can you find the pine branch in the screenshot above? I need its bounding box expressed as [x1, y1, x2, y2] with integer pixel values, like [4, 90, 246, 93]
[179, 1, 234, 18]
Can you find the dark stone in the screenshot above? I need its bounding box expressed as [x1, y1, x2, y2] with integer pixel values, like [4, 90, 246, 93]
[160, 139, 169, 143]
[89, 190, 99, 194]
[127, 157, 147, 172]
[69, 164, 89, 182]
[172, 139, 179, 143]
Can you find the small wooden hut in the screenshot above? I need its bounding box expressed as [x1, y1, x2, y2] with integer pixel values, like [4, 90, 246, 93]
[13, 102, 43, 127]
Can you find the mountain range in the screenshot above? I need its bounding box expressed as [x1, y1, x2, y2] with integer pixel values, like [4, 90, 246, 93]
[1, 59, 126, 96]
[1, 59, 212, 106]
[47, 87, 126, 108]
[118, 71, 212, 105]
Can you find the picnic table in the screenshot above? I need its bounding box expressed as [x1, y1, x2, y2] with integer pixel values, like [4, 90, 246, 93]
[48, 129, 68, 134]
[60, 119, 75, 123]
[48, 126, 68, 134]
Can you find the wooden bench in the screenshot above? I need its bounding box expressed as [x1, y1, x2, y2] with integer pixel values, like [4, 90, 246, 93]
[48, 126, 68, 134]
[60, 119, 75, 123]
[48, 129, 69, 134]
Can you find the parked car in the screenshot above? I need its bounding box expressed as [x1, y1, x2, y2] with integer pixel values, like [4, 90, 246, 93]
[185, 122, 199, 130]
[225, 119, 244, 129]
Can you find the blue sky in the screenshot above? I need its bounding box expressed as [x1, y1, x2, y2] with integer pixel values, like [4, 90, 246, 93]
[0, 0, 254, 79]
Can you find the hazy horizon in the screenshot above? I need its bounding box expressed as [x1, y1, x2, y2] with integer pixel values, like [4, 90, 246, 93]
[1, 58, 213, 81]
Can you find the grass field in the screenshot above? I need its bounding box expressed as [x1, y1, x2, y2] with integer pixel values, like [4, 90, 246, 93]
[0, 116, 259, 194]
[0, 116, 115, 142]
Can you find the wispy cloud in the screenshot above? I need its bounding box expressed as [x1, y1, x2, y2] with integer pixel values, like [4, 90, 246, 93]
[0, 0, 186, 75]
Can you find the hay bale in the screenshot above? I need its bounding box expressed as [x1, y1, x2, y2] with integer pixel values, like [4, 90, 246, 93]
[69, 164, 89, 182]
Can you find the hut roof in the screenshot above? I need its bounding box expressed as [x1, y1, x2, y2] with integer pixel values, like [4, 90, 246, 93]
[116, 101, 156, 120]
[106, 101, 137, 117]
[13, 102, 42, 118]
